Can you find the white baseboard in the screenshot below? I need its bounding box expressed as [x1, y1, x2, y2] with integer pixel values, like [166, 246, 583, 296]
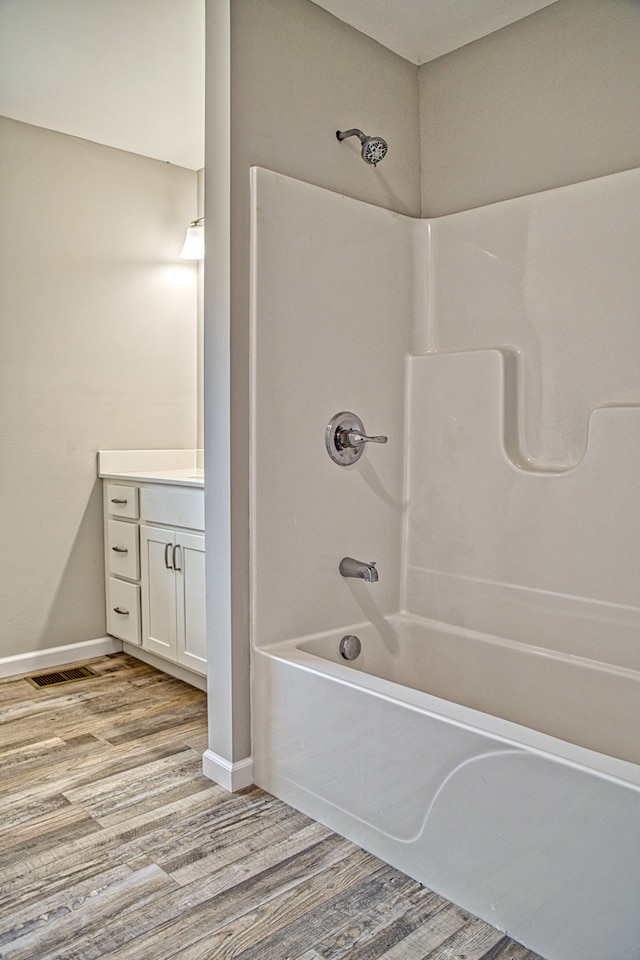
[0, 636, 123, 679]
[202, 749, 254, 792]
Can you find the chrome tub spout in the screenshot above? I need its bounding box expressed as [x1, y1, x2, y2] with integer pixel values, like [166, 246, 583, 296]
[339, 557, 378, 582]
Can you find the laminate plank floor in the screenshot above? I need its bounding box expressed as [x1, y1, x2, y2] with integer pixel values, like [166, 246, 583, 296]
[0, 653, 546, 959]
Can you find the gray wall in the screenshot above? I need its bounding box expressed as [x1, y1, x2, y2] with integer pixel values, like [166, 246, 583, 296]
[420, 0, 640, 216]
[0, 117, 198, 661]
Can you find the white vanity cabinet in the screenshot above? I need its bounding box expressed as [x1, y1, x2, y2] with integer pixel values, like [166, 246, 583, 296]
[140, 525, 206, 674]
[102, 474, 206, 681]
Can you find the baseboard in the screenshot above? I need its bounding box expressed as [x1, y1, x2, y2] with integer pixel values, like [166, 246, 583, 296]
[0, 636, 123, 679]
[202, 749, 254, 793]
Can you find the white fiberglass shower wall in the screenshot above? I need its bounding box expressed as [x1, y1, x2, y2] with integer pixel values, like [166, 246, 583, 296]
[252, 164, 640, 669]
[250, 168, 417, 641]
[408, 167, 640, 667]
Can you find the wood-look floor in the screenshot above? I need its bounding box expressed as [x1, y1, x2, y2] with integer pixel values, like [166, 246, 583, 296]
[0, 653, 546, 960]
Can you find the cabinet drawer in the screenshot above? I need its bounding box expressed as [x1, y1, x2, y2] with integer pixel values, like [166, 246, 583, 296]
[106, 483, 139, 519]
[140, 485, 204, 531]
[107, 519, 140, 580]
[107, 578, 141, 644]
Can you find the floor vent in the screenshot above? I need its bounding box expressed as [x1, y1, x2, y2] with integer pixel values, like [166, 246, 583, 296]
[26, 665, 100, 689]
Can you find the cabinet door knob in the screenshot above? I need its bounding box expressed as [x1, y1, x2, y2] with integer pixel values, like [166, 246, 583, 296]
[112, 546, 128, 553]
[111, 498, 128, 504]
[172, 544, 182, 572]
[113, 606, 129, 615]
[164, 543, 174, 570]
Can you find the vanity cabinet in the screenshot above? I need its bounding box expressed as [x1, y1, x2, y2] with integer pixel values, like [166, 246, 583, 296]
[140, 525, 206, 674]
[103, 478, 206, 679]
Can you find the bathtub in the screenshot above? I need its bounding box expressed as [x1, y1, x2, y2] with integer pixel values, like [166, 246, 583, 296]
[252, 614, 640, 960]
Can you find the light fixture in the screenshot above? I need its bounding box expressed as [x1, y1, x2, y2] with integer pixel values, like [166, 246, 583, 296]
[180, 217, 204, 260]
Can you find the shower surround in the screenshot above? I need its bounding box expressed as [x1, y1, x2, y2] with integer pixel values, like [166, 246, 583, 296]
[249, 167, 640, 960]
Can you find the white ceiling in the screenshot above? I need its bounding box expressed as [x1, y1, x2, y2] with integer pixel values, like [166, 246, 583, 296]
[0, 0, 558, 170]
[312, 0, 559, 65]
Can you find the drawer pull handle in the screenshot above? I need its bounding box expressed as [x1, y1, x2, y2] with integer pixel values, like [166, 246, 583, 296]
[173, 544, 182, 572]
[113, 606, 129, 616]
[164, 543, 174, 570]
[112, 546, 128, 554]
[111, 498, 128, 504]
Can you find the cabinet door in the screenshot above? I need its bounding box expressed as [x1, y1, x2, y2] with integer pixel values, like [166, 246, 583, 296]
[175, 531, 207, 675]
[140, 525, 177, 661]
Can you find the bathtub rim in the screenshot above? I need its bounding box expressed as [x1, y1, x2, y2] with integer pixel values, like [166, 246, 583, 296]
[256, 613, 640, 792]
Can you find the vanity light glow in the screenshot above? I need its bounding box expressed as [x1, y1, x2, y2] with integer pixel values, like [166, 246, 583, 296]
[180, 218, 204, 260]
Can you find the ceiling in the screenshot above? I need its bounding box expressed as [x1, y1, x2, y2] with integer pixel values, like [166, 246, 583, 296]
[312, 0, 559, 65]
[0, 0, 558, 170]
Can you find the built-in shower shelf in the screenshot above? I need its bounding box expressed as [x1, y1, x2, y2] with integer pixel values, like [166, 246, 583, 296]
[409, 346, 640, 475]
[407, 349, 640, 634]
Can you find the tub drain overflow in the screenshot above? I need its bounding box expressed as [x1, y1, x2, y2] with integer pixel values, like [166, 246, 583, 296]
[339, 635, 362, 660]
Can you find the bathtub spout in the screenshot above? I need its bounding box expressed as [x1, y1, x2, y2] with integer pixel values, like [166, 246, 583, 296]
[339, 557, 378, 582]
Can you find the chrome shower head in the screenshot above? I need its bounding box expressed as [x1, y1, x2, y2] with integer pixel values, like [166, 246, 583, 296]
[336, 128, 388, 167]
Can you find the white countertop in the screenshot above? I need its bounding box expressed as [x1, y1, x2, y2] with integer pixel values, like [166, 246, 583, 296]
[98, 450, 204, 488]
[100, 467, 204, 488]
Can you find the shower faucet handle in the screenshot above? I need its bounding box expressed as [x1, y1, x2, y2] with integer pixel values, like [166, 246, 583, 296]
[325, 412, 388, 465]
[342, 429, 388, 447]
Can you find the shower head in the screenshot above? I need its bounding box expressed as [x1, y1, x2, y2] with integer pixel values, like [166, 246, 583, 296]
[336, 128, 388, 167]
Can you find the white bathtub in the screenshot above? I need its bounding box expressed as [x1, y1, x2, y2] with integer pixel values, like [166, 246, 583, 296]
[253, 614, 640, 960]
